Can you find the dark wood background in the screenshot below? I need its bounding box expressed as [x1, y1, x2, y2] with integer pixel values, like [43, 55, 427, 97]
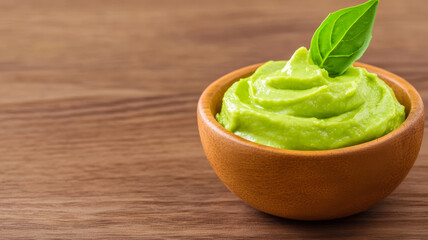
[0, 0, 427, 239]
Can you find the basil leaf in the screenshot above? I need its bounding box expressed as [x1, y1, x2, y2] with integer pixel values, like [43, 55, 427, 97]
[310, 0, 379, 77]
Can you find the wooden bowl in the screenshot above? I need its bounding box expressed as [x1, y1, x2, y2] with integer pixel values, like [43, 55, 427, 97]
[197, 62, 425, 220]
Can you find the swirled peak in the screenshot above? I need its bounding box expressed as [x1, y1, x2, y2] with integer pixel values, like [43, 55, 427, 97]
[216, 47, 405, 150]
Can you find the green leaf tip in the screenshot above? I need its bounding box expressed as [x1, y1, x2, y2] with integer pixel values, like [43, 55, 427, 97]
[309, 0, 379, 77]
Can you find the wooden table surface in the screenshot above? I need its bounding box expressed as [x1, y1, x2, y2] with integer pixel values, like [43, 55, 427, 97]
[1, 0, 427, 239]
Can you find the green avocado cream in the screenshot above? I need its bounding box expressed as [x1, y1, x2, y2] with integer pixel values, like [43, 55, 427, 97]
[216, 47, 405, 150]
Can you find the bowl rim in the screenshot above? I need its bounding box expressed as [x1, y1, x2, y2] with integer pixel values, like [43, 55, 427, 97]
[198, 62, 425, 156]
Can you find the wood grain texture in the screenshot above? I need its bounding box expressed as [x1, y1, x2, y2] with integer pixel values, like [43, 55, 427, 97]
[0, 0, 427, 239]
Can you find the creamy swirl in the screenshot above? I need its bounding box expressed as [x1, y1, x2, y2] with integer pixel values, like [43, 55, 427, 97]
[216, 47, 405, 150]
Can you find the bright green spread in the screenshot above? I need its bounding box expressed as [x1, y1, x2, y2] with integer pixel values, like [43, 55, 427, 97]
[216, 47, 405, 150]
